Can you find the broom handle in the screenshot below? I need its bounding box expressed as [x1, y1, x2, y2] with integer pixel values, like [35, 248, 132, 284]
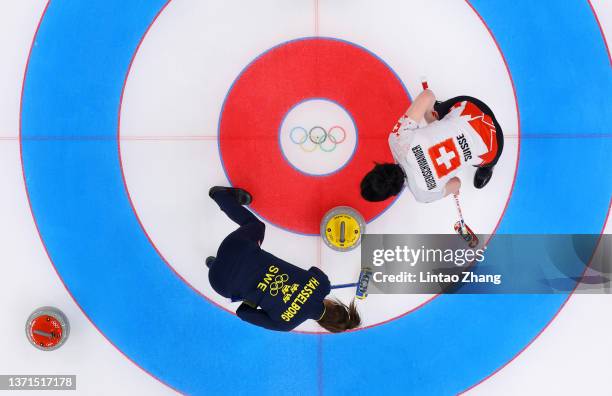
[453, 193, 466, 230]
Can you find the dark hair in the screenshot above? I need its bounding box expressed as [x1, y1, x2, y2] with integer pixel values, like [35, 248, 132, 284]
[360, 163, 405, 202]
[317, 298, 361, 333]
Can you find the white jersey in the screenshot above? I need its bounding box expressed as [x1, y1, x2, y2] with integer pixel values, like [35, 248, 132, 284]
[389, 101, 497, 203]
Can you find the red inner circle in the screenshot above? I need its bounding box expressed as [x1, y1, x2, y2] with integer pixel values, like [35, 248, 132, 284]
[219, 38, 410, 234]
[30, 315, 63, 347]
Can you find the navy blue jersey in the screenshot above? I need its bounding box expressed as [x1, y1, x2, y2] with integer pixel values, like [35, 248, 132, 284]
[208, 241, 330, 332]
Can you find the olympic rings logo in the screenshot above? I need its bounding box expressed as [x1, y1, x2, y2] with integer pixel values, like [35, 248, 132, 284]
[269, 274, 289, 296]
[289, 126, 347, 152]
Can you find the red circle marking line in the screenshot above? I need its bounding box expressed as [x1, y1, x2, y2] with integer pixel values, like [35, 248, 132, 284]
[219, 37, 409, 235]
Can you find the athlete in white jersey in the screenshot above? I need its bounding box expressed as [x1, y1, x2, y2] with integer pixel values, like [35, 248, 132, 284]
[361, 89, 503, 203]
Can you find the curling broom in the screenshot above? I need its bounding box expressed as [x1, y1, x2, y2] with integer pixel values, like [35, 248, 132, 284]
[453, 193, 479, 248]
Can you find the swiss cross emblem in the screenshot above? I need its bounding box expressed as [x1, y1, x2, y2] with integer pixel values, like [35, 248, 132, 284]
[428, 138, 461, 178]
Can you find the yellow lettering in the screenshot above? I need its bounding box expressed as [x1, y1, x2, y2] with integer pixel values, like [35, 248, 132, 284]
[261, 272, 274, 285]
[269, 265, 279, 274]
[257, 282, 267, 292]
[278, 277, 322, 323]
[306, 278, 320, 290]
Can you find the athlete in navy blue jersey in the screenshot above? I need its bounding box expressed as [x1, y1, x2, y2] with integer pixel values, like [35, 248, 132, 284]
[206, 187, 361, 333]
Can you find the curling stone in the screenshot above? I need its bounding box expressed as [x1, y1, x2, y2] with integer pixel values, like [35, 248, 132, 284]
[26, 307, 70, 351]
[320, 206, 366, 252]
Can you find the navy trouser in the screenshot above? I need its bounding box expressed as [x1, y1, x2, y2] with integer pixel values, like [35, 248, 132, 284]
[209, 190, 265, 264]
[207, 190, 266, 300]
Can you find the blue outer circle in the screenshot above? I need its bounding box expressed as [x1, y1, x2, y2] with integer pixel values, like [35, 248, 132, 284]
[20, 1, 612, 395]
